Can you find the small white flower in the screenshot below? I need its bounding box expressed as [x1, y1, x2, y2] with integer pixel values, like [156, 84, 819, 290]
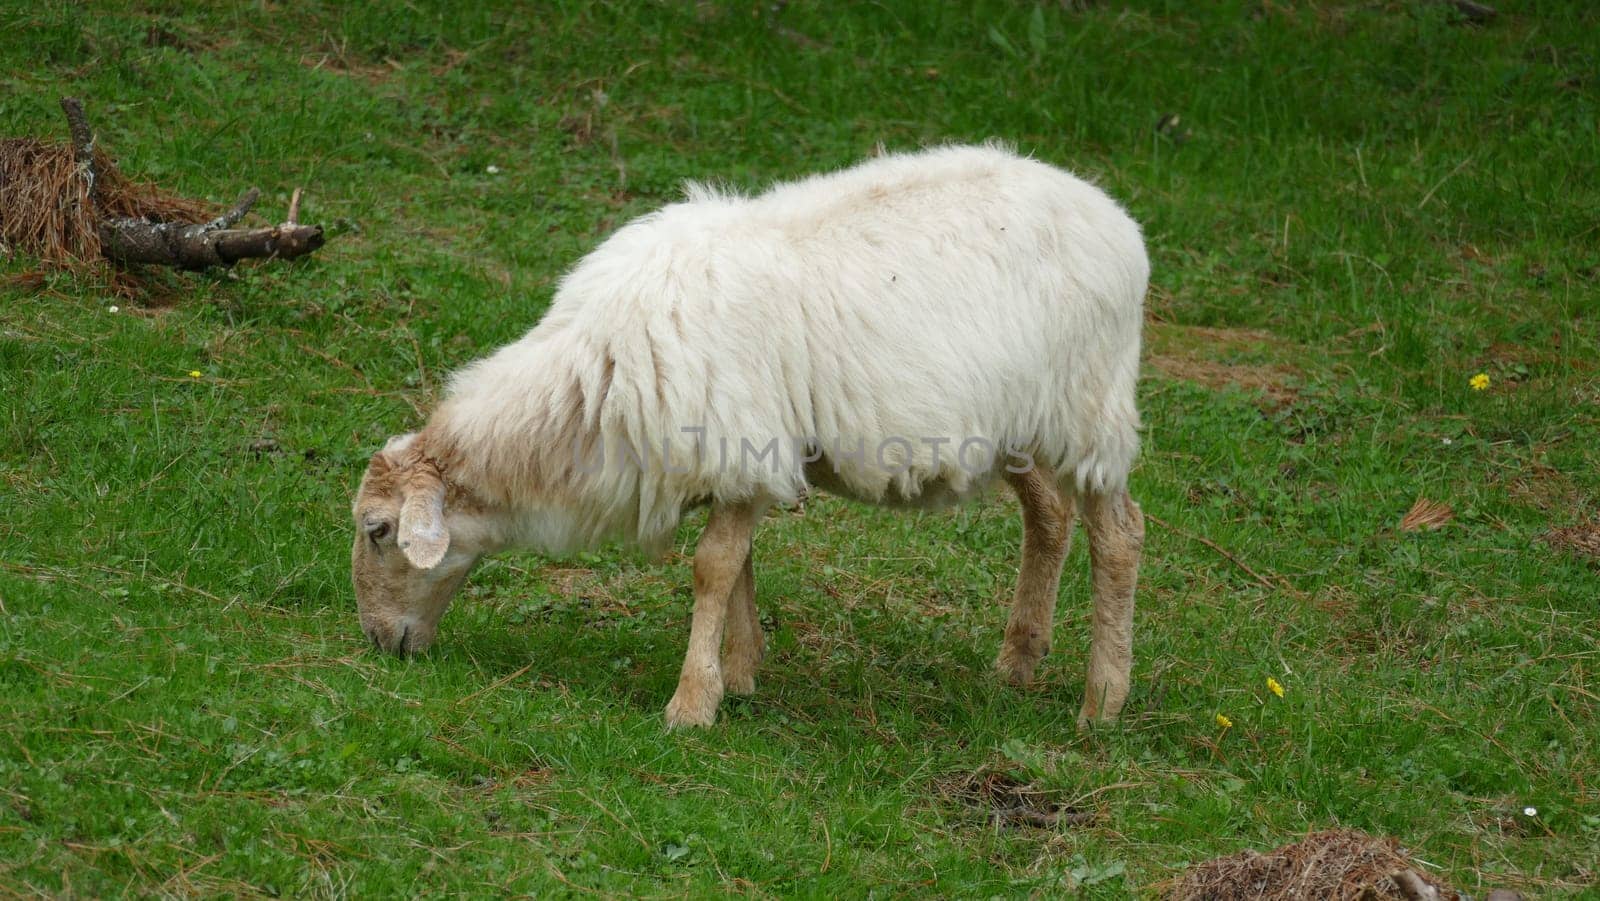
[486, 164, 501, 174]
[107, 305, 119, 313]
[1523, 806, 1538, 817]
[1441, 437, 1452, 445]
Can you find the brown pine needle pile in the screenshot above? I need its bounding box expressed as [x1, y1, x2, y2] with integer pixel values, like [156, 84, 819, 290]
[1400, 497, 1455, 532]
[1546, 520, 1600, 561]
[1169, 829, 1459, 900]
[0, 137, 213, 267]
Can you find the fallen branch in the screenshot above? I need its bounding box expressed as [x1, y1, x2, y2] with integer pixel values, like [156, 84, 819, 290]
[97, 184, 324, 270]
[66, 98, 326, 269]
[0, 98, 327, 271]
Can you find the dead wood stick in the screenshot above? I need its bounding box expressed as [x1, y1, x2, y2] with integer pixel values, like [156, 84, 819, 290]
[94, 177, 324, 269]
[97, 184, 321, 268]
[285, 187, 303, 226]
[59, 97, 98, 208]
[97, 214, 325, 269]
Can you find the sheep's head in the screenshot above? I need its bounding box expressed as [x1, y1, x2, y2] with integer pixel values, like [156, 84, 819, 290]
[351, 433, 484, 656]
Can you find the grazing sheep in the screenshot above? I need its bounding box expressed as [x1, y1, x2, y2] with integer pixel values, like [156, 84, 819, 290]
[352, 143, 1147, 729]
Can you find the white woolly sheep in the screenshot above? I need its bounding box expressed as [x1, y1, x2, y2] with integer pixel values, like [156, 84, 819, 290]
[352, 143, 1148, 729]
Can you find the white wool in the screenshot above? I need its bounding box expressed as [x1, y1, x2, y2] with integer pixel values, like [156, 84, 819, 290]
[436, 144, 1147, 553]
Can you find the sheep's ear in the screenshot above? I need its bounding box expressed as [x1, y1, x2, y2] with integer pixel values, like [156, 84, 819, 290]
[397, 479, 449, 570]
[383, 432, 419, 456]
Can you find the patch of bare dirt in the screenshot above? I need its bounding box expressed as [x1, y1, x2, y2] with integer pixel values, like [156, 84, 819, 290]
[1167, 828, 1468, 900]
[1145, 323, 1302, 410]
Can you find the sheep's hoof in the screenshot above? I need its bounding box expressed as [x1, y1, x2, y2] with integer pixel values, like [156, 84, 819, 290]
[1076, 711, 1115, 732]
[1076, 694, 1125, 730]
[722, 668, 757, 695]
[994, 648, 1041, 687]
[664, 686, 721, 730]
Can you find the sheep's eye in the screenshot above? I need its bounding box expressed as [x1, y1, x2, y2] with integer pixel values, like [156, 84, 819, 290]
[367, 522, 392, 542]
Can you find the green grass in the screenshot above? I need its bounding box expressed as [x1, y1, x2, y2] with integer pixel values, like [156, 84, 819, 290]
[3, 0, 1598, 896]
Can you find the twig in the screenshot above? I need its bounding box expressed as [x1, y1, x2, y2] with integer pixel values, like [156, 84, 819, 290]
[107, 676, 154, 704]
[1144, 513, 1294, 595]
[572, 787, 652, 851]
[453, 663, 534, 708]
[1418, 156, 1473, 210]
[285, 187, 303, 227]
[201, 188, 259, 233]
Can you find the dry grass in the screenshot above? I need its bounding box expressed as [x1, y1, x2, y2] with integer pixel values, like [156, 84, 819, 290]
[0, 137, 213, 267]
[932, 763, 1096, 830]
[1545, 520, 1600, 563]
[1400, 497, 1455, 532]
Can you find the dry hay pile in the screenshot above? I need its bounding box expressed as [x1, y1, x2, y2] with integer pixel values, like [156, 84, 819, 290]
[0, 137, 212, 266]
[1169, 829, 1460, 900]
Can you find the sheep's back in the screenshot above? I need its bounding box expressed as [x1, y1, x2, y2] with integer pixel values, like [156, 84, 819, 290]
[514, 144, 1147, 545]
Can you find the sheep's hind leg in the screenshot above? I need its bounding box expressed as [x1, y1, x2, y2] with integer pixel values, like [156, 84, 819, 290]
[996, 463, 1074, 686]
[721, 549, 762, 695]
[1077, 487, 1143, 726]
[665, 501, 763, 729]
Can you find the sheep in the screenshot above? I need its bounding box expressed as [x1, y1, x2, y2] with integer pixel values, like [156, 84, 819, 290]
[351, 143, 1148, 729]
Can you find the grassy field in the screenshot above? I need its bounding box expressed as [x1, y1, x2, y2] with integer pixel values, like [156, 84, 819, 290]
[3, 1, 1598, 896]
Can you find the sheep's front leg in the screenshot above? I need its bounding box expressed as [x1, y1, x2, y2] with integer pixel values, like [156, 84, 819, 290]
[996, 464, 1074, 685]
[1077, 488, 1143, 726]
[665, 501, 763, 729]
[721, 550, 762, 695]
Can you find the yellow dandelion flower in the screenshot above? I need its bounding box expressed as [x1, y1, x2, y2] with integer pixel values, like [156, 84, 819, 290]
[1215, 713, 1233, 730]
[1266, 677, 1285, 698]
[188, 370, 202, 379]
[1469, 373, 1490, 391]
